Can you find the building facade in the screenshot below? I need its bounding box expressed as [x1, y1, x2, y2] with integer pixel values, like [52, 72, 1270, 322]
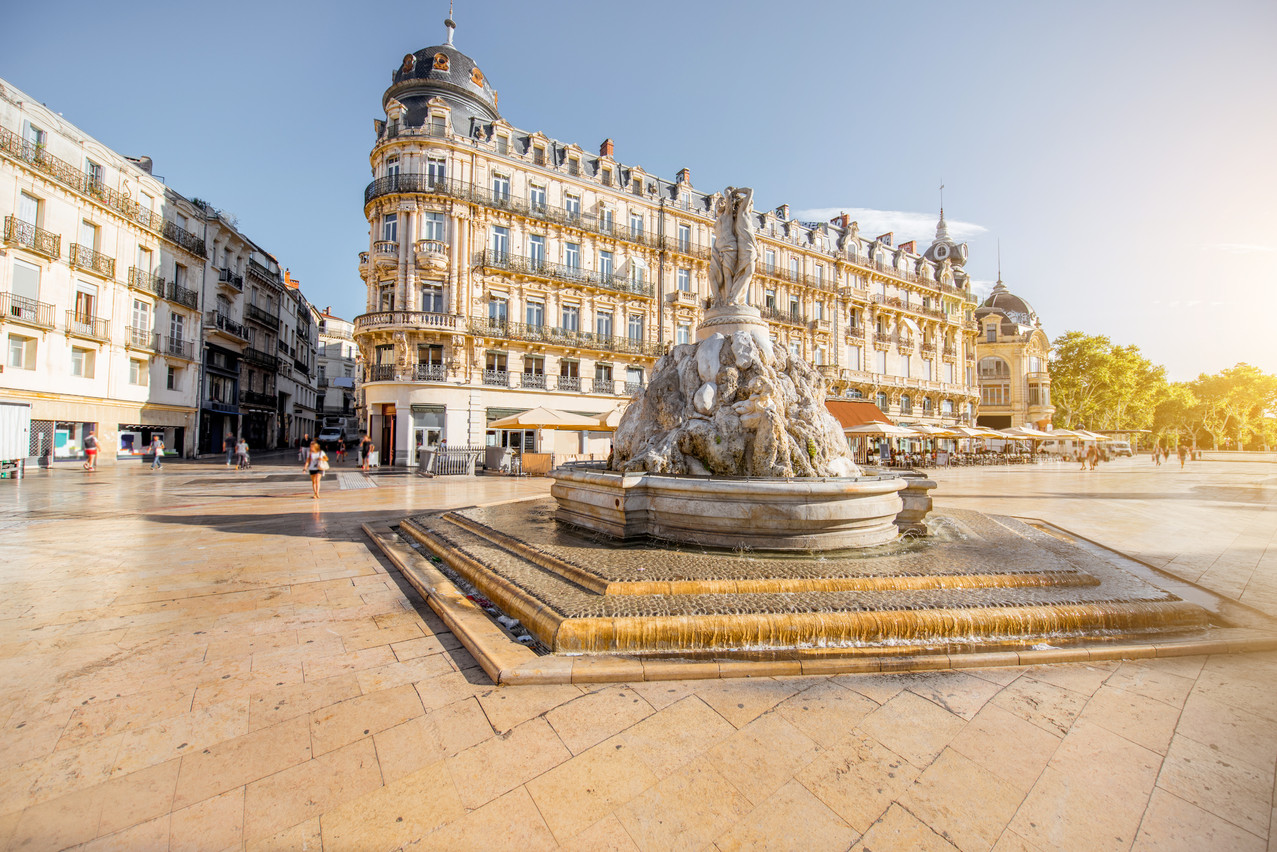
[354, 23, 981, 466]
[279, 271, 319, 447]
[0, 78, 207, 462]
[317, 308, 358, 439]
[973, 278, 1055, 430]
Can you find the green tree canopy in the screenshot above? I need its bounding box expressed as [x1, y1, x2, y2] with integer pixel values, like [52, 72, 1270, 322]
[1189, 363, 1277, 449]
[1048, 332, 1167, 431]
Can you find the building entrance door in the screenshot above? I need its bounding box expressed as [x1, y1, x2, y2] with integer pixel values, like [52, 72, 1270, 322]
[381, 404, 396, 466]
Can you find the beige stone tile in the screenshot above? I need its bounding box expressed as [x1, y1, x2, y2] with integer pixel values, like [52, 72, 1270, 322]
[694, 677, 802, 729]
[624, 678, 703, 711]
[857, 689, 966, 769]
[988, 828, 1042, 852]
[413, 670, 494, 711]
[244, 816, 321, 852]
[1132, 786, 1266, 851]
[1016, 661, 1117, 696]
[320, 758, 464, 850]
[713, 778, 860, 852]
[391, 633, 449, 661]
[774, 679, 878, 748]
[476, 683, 583, 733]
[615, 757, 753, 852]
[797, 730, 919, 833]
[78, 813, 171, 852]
[169, 785, 244, 852]
[113, 698, 250, 777]
[703, 711, 821, 806]
[446, 716, 572, 810]
[309, 682, 423, 756]
[950, 703, 1061, 793]
[900, 747, 1024, 852]
[616, 695, 736, 779]
[1175, 691, 1277, 771]
[300, 645, 396, 681]
[373, 696, 493, 783]
[8, 782, 102, 850]
[1156, 732, 1273, 837]
[1105, 660, 1196, 708]
[990, 674, 1088, 736]
[0, 710, 71, 768]
[355, 654, 455, 693]
[247, 672, 361, 732]
[557, 812, 641, 852]
[413, 785, 558, 852]
[243, 736, 382, 841]
[1079, 684, 1181, 754]
[172, 713, 311, 809]
[545, 685, 654, 755]
[17, 728, 127, 809]
[94, 757, 181, 837]
[834, 671, 921, 704]
[905, 669, 1006, 721]
[849, 803, 959, 852]
[526, 737, 659, 842]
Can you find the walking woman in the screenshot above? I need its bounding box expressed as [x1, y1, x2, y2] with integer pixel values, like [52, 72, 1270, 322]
[304, 440, 328, 499]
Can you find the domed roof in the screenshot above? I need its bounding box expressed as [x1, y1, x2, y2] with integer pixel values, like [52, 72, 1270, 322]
[383, 22, 499, 129]
[975, 281, 1040, 328]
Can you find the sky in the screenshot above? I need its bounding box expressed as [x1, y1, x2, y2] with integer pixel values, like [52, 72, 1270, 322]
[4, 0, 1275, 381]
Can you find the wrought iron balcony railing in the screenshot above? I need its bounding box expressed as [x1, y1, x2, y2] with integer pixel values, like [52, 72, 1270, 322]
[240, 389, 276, 408]
[3, 216, 60, 259]
[243, 347, 278, 370]
[125, 326, 159, 350]
[217, 267, 244, 291]
[206, 310, 247, 340]
[163, 336, 194, 359]
[415, 364, 447, 381]
[0, 292, 55, 328]
[165, 282, 198, 310]
[247, 258, 278, 286]
[475, 250, 654, 299]
[368, 364, 396, 382]
[128, 266, 165, 298]
[760, 305, 806, 326]
[69, 244, 115, 278]
[66, 311, 109, 341]
[245, 302, 280, 328]
[0, 126, 205, 257]
[467, 316, 663, 357]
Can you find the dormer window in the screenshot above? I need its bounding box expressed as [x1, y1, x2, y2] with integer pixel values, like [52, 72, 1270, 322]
[568, 157, 580, 176]
[533, 146, 546, 166]
[496, 134, 509, 154]
[429, 114, 446, 137]
[601, 167, 613, 186]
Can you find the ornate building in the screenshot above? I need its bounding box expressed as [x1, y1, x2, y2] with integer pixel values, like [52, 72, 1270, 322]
[973, 275, 1054, 430]
[316, 307, 358, 438]
[354, 19, 981, 466]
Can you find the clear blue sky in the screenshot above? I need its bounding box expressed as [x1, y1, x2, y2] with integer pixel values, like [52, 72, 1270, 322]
[5, 0, 1275, 381]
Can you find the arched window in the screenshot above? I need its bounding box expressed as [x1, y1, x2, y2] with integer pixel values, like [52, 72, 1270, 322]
[875, 391, 888, 410]
[900, 394, 912, 414]
[922, 397, 933, 414]
[978, 356, 1011, 379]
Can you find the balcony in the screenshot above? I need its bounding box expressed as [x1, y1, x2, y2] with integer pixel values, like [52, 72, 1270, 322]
[415, 364, 447, 381]
[760, 305, 806, 326]
[845, 326, 865, 341]
[372, 240, 398, 272]
[808, 318, 832, 333]
[293, 358, 310, 376]
[667, 289, 699, 308]
[243, 346, 278, 370]
[943, 345, 957, 358]
[205, 310, 247, 341]
[521, 372, 547, 390]
[414, 239, 449, 272]
[69, 244, 115, 279]
[128, 267, 166, 299]
[162, 336, 195, 360]
[247, 258, 278, 286]
[477, 250, 654, 298]
[658, 235, 711, 260]
[921, 343, 938, 357]
[368, 364, 396, 382]
[240, 389, 276, 409]
[245, 302, 280, 329]
[468, 317, 663, 358]
[483, 369, 509, 387]
[125, 326, 158, 350]
[0, 292, 55, 329]
[353, 310, 460, 335]
[1027, 371, 1051, 383]
[165, 282, 199, 310]
[217, 267, 244, 291]
[0, 127, 206, 257]
[3, 216, 60, 259]
[65, 311, 109, 342]
[358, 251, 369, 278]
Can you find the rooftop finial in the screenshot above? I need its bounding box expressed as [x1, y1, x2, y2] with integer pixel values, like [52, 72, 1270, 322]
[445, 0, 456, 45]
[934, 180, 951, 242]
[997, 239, 1002, 286]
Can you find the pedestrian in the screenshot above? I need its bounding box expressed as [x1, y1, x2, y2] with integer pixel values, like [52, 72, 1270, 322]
[1177, 444, 1188, 469]
[149, 435, 165, 470]
[1086, 444, 1099, 471]
[303, 440, 328, 499]
[1161, 447, 1169, 464]
[299, 433, 310, 462]
[362, 441, 375, 472]
[235, 437, 250, 470]
[359, 433, 372, 471]
[1152, 444, 1161, 466]
[1079, 446, 1087, 471]
[224, 433, 235, 467]
[83, 430, 99, 471]
[337, 439, 347, 464]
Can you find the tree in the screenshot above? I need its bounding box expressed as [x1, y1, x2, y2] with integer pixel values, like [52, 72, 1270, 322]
[1152, 384, 1199, 447]
[1189, 364, 1277, 450]
[1048, 332, 1168, 431]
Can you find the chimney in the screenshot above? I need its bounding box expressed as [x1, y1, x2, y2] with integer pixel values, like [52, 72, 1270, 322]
[126, 155, 154, 174]
[775, 204, 789, 220]
[831, 212, 849, 228]
[675, 167, 691, 184]
[599, 138, 614, 158]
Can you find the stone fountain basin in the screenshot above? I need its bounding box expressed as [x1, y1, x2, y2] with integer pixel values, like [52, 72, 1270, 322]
[551, 468, 907, 551]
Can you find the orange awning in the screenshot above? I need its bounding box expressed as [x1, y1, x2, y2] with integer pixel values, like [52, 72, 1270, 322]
[824, 400, 893, 429]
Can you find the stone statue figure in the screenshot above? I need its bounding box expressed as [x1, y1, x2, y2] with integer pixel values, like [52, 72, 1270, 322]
[708, 187, 757, 308]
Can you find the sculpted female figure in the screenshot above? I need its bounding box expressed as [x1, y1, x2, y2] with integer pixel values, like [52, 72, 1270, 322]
[708, 186, 756, 308]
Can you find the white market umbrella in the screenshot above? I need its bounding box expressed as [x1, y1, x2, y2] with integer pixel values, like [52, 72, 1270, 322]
[843, 422, 921, 438]
[488, 406, 601, 430]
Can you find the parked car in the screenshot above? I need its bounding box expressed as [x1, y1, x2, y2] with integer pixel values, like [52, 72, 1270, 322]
[316, 427, 345, 450]
[1109, 441, 1133, 457]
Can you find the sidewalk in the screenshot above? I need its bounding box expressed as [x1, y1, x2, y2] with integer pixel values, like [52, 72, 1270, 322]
[0, 460, 1272, 850]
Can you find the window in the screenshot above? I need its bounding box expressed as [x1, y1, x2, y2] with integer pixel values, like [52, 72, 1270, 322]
[386, 156, 400, 179]
[629, 261, 645, 285]
[422, 211, 446, 242]
[876, 392, 889, 410]
[11, 258, 40, 305]
[496, 134, 509, 154]
[382, 214, 397, 242]
[167, 366, 179, 390]
[427, 156, 446, 183]
[846, 345, 860, 370]
[601, 167, 613, 186]
[629, 212, 643, 237]
[922, 397, 933, 414]
[595, 362, 613, 384]
[79, 220, 99, 252]
[523, 355, 545, 376]
[19, 192, 40, 228]
[85, 160, 103, 191]
[490, 226, 509, 258]
[378, 281, 395, 311]
[765, 290, 776, 310]
[815, 345, 826, 366]
[812, 301, 823, 321]
[533, 146, 546, 166]
[676, 323, 690, 345]
[529, 184, 546, 212]
[526, 299, 545, 327]
[600, 208, 614, 233]
[978, 357, 1011, 379]
[596, 311, 613, 338]
[677, 224, 691, 252]
[568, 156, 580, 175]
[900, 355, 910, 378]
[815, 265, 824, 286]
[789, 341, 801, 359]
[677, 268, 690, 292]
[7, 334, 35, 370]
[129, 358, 149, 386]
[71, 346, 94, 378]
[986, 324, 997, 343]
[982, 384, 1010, 406]
[564, 242, 580, 269]
[900, 395, 912, 414]
[945, 363, 954, 383]
[941, 399, 954, 415]
[876, 350, 888, 374]
[599, 250, 614, 278]
[74, 282, 98, 320]
[923, 358, 933, 381]
[849, 309, 860, 329]
[626, 366, 644, 388]
[486, 352, 507, 373]
[789, 298, 800, 320]
[491, 174, 510, 200]
[421, 283, 444, 313]
[170, 312, 185, 343]
[489, 297, 508, 322]
[174, 263, 187, 289]
[627, 314, 644, 341]
[528, 234, 545, 266]
[765, 249, 776, 272]
[131, 299, 152, 333]
[565, 194, 581, 219]
[562, 304, 580, 331]
[419, 344, 444, 368]
[22, 121, 46, 149]
[790, 258, 800, 279]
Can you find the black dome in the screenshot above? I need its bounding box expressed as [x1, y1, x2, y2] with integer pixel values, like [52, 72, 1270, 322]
[384, 43, 499, 129]
[975, 282, 1040, 327]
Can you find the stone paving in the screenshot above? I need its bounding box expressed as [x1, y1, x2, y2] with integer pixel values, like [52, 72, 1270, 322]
[0, 456, 1272, 850]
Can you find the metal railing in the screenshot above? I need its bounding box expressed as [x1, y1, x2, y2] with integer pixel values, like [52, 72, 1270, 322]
[415, 364, 446, 381]
[245, 303, 280, 328]
[0, 292, 55, 328]
[368, 364, 396, 382]
[128, 266, 165, 298]
[243, 347, 278, 369]
[3, 216, 60, 258]
[240, 389, 276, 408]
[217, 267, 244, 290]
[293, 358, 310, 376]
[66, 311, 109, 341]
[247, 258, 278, 285]
[163, 336, 194, 359]
[125, 326, 158, 349]
[165, 281, 199, 309]
[206, 310, 247, 339]
[69, 244, 115, 278]
[476, 250, 654, 299]
[0, 126, 205, 257]
[468, 316, 663, 357]
[760, 305, 806, 326]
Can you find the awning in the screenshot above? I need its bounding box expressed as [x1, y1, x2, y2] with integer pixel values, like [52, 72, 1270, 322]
[824, 400, 892, 429]
[488, 406, 601, 430]
[843, 422, 921, 438]
[898, 317, 920, 336]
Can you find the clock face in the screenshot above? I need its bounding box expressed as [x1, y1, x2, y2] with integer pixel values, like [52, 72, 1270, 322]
[934, 244, 949, 260]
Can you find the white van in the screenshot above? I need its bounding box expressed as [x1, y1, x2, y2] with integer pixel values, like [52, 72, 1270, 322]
[1109, 441, 1133, 457]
